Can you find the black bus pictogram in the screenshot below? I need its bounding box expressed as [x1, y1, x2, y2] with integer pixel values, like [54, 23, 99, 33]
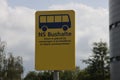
[39, 14, 71, 31]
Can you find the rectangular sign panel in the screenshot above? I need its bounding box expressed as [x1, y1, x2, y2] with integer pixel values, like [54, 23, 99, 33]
[35, 10, 75, 70]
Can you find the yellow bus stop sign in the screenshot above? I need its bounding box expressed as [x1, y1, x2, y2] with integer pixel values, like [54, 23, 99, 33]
[35, 10, 75, 70]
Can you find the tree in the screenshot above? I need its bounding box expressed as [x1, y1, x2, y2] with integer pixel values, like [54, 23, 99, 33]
[38, 71, 53, 80]
[0, 39, 23, 80]
[24, 69, 80, 80]
[6, 53, 23, 80]
[24, 71, 38, 80]
[24, 71, 54, 80]
[0, 39, 6, 80]
[76, 70, 90, 80]
[60, 71, 74, 80]
[59, 67, 80, 80]
[83, 41, 110, 80]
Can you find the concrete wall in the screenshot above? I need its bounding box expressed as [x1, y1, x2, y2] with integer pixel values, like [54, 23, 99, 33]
[109, 0, 120, 80]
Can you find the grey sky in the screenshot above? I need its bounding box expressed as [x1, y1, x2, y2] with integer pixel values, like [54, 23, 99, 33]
[8, 0, 108, 10]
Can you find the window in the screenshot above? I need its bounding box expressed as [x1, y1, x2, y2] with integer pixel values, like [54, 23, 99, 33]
[110, 57, 114, 62]
[62, 15, 69, 22]
[40, 16, 46, 23]
[55, 16, 61, 22]
[117, 22, 120, 27]
[112, 24, 116, 29]
[47, 16, 54, 22]
[116, 56, 120, 61]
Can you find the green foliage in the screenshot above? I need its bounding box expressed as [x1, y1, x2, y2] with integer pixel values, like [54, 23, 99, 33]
[60, 71, 74, 80]
[24, 71, 38, 80]
[24, 71, 53, 80]
[24, 67, 80, 80]
[76, 70, 90, 80]
[83, 41, 110, 80]
[5, 53, 23, 80]
[0, 39, 23, 80]
[59, 67, 81, 80]
[38, 71, 53, 80]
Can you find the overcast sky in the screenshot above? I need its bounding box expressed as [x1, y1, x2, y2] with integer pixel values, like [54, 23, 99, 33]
[0, 0, 109, 76]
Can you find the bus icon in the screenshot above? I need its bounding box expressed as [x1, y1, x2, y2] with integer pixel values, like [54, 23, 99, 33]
[39, 14, 71, 31]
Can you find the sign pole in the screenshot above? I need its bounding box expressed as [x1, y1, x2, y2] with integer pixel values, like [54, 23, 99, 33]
[53, 70, 59, 80]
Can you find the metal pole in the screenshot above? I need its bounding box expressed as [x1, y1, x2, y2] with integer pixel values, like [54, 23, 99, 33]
[53, 70, 59, 80]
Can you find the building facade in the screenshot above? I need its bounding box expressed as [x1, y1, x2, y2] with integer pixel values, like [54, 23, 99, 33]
[109, 0, 120, 80]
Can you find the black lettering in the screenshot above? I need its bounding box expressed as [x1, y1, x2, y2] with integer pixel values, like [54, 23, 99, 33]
[38, 32, 46, 37]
